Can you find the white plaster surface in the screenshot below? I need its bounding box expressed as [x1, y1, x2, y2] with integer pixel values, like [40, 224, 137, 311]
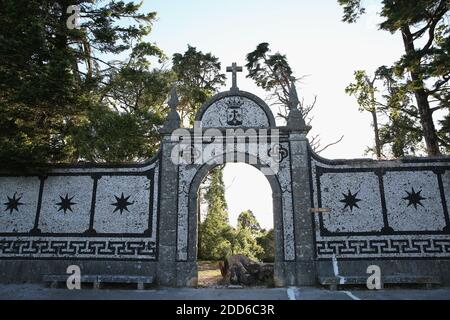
[0, 177, 40, 233]
[320, 172, 384, 233]
[94, 175, 151, 234]
[384, 171, 446, 231]
[39, 176, 93, 233]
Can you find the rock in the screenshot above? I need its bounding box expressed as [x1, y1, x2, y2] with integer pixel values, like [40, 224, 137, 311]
[219, 254, 274, 286]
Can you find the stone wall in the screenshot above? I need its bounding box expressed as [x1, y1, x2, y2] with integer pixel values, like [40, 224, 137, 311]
[309, 150, 450, 283]
[1, 85, 450, 286]
[0, 157, 160, 283]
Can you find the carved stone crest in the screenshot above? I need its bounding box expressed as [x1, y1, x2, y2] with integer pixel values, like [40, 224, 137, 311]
[226, 97, 244, 126]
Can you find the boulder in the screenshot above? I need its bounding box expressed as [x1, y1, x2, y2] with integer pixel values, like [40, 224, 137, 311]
[219, 254, 273, 286]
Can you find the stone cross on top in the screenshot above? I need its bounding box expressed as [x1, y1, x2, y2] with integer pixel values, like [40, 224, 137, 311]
[226, 62, 243, 92]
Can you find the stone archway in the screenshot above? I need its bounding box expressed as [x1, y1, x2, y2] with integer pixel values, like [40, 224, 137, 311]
[158, 65, 317, 287]
[187, 154, 285, 286]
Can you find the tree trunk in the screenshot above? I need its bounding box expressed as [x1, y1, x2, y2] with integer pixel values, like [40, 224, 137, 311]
[371, 109, 382, 159]
[414, 88, 441, 155]
[219, 255, 273, 286]
[401, 26, 441, 156]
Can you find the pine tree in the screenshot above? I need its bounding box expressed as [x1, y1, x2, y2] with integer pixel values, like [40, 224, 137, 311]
[0, 0, 172, 167]
[338, 0, 449, 155]
[199, 166, 233, 260]
[172, 45, 226, 126]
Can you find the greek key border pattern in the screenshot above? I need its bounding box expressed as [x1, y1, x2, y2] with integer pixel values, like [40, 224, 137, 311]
[316, 236, 450, 259]
[0, 237, 156, 260]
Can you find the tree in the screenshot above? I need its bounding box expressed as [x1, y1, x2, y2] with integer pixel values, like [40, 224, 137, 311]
[246, 43, 306, 120]
[172, 45, 226, 126]
[226, 210, 265, 261]
[229, 227, 264, 261]
[346, 69, 424, 158]
[245, 43, 344, 153]
[198, 166, 233, 260]
[338, 0, 450, 155]
[0, 0, 170, 167]
[237, 210, 262, 235]
[376, 66, 424, 157]
[256, 229, 275, 262]
[75, 66, 175, 162]
[346, 70, 383, 159]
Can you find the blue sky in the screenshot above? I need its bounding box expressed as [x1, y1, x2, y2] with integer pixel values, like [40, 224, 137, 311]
[143, 0, 403, 159]
[138, 0, 404, 229]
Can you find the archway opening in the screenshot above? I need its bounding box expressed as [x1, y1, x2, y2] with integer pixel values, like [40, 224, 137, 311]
[197, 163, 275, 287]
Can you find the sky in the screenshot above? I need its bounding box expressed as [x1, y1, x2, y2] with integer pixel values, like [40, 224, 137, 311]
[138, 0, 405, 229]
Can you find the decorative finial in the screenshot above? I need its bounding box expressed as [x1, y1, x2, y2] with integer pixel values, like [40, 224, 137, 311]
[288, 79, 300, 110]
[286, 80, 310, 132]
[226, 62, 243, 93]
[168, 86, 179, 110]
[160, 85, 181, 133]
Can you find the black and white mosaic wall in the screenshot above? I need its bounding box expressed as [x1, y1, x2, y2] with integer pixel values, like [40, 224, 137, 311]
[0, 159, 160, 261]
[2, 83, 450, 286]
[310, 154, 450, 260]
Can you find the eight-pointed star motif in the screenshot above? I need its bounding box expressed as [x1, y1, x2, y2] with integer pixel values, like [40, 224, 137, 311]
[111, 193, 134, 214]
[4, 193, 24, 214]
[339, 189, 362, 212]
[56, 194, 76, 214]
[402, 187, 426, 209]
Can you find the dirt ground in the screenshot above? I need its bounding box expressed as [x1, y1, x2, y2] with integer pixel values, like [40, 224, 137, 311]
[197, 261, 223, 287]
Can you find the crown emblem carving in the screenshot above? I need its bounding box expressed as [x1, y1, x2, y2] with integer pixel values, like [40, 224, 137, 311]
[225, 96, 244, 109]
[226, 97, 244, 126]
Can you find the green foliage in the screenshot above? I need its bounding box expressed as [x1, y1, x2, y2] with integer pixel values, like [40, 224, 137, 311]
[338, 0, 450, 155]
[199, 166, 232, 260]
[379, 110, 423, 157]
[345, 69, 424, 158]
[237, 210, 262, 235]
[71, 103, 162, 163]
[337, 0, 366, 23]
[345, 70, 377, 113]
[172, 45, 226, 125]
[256, 229, 275, 262]
[199, 170, 268, 261]
[245, 43, 293, 109]
[229, 210, 264, 260]
[229, 227, 264, 261]
[0, 0, 172, 167]
[246, 43, 293, 92]
[438, 114, 450, 153]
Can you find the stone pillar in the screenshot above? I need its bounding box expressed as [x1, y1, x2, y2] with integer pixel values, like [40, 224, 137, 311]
[289, 132, 317, 285]
[156, 135, 179, 286]
[272, 192, 286, 287]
